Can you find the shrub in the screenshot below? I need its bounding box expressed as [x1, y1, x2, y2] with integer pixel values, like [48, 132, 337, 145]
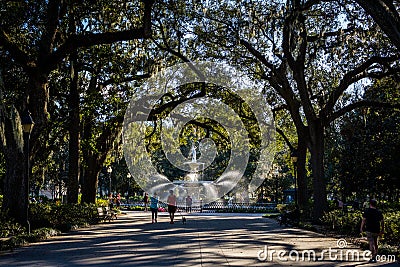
[96, 198, 109, 207]
[0, 236, 26, 251]
[383, 212, 400, 246]
[322, 209, 400, 247]
[377, 201, 400, 213]
[0, 208, 27, 251]
[29, 203, 53, 229]
[321, 210, 363, 235]
[0, 210, 25, 238]
[38, 195, 51, 203]
[327, 200, 337, 211]
[0, 202, 100, 251]
[25, 228, 61, 243]
[276, 204, 288, 213]
[129, 196, 143, 202]
[29, 202, 98, 232]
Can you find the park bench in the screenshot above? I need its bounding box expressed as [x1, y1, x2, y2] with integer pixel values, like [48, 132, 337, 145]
[96, 207, 117, 222]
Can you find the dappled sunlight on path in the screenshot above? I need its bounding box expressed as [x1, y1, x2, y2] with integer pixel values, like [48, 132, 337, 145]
[0, 212, 397, 266]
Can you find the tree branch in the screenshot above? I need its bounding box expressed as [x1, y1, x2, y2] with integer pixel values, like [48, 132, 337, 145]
[0, 29, 35, 71]
[324, 55, 400, 115]
[354, 0, 400, 51]
[46, 0, 155, 72]
[40, 0, 62, 56]
[276, 127, 294, 151]
[239, 38, 274, 70]
[283, 9, 317, 122]
[151, 38, 206, 80]
[100, 73, 151, 87]
[49, 29, 144, 69]
[328, 100, 400, 123]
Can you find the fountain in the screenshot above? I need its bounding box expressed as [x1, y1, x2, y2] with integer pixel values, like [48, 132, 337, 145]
[172, 142, 238, 204]
[172, 142, 205, 185]
[183, 143, 205, 182]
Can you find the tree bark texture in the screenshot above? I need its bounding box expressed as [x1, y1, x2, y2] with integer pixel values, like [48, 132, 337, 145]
[67, 53, 80, 204]
[81, 156, 100, 204]
[80, 124, 122, 203]
[309, 119, 328, 222]
[296, 132, 308, 210]
[0, 105, 28, 225]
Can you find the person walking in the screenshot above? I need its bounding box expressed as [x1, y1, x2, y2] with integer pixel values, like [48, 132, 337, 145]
[143, 193, 149, 212]
[185, 195, 192, 213]
[108, 193, 114, 209]
[116, 193, 121, 209]
[360, 199, 384, 263]
[150, 193, 159, 223]
[167, 190, 177, 224]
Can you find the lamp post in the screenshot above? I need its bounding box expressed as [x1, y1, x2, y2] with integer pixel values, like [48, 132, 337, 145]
[21, 109, 34, 234]
[127, 173, 131, 204]
[291, 149, 298, 206]
[107, 166, 113, 196]
[272, 167, 280, 203]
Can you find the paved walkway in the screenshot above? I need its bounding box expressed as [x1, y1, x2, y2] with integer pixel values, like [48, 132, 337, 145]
[0, 212, 398, 266]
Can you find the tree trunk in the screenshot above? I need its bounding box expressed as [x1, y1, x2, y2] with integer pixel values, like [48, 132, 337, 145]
[0, 106, 27, 225]
[1, 69, 49, 224]
[67, 53, 80, 204]
[309, 119, 328, 222]
[29, 76, 49, 159]
[296, 132, 308, 210]
[80, 118, 123, 203]
[81, 156, 101, 204]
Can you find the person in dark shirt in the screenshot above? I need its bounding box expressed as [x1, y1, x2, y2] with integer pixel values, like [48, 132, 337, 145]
[185, 195, 192, 213]
[360, 199, 384, 263]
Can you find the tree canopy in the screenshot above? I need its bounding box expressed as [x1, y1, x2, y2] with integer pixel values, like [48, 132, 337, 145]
[0, 0, 399, 223]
